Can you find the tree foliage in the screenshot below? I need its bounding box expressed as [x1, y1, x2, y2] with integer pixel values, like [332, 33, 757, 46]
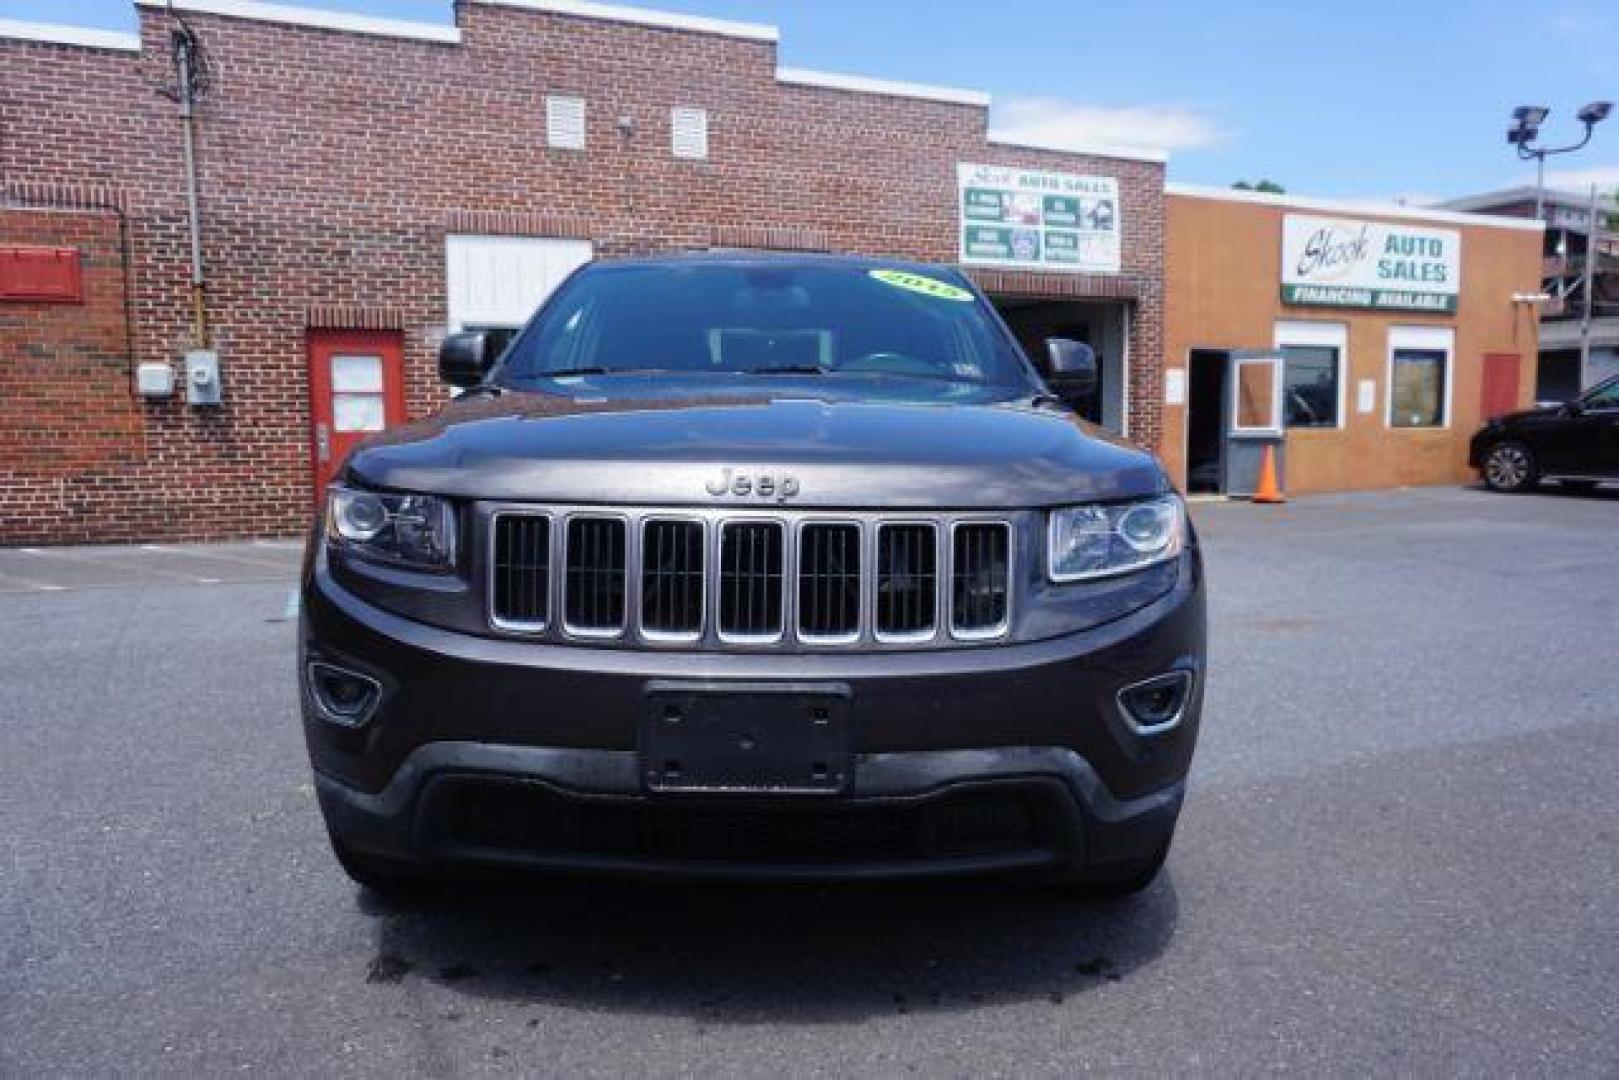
[1232, 180, 1287, 194]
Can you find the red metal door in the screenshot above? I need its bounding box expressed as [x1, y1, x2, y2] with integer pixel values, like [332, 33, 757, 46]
[307, 329, 406, 504]
[1480, 352, 1520, 421]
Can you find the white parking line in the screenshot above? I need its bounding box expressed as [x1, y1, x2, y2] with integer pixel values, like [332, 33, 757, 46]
[0, 568, 67, 592]
[137, 543, 295, 572]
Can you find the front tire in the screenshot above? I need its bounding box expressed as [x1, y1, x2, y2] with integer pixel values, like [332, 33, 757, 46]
[1483, 441, 1538, 493]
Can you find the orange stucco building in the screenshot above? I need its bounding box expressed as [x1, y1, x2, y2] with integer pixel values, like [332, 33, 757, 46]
[1161, 185, 1544, 496]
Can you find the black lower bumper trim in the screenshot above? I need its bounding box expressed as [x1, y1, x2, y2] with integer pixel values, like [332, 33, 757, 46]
[315, 743, 1183, 881]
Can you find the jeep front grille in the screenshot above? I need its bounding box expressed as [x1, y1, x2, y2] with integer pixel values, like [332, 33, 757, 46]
[487, 508, 1014, 648]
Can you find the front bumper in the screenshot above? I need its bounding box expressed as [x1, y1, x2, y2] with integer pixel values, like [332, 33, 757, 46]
[301, 550, 1204, 880]
[316, 743, 1184, 881]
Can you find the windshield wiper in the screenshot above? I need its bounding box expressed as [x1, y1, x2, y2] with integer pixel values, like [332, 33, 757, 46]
[541, 366, 675, 377]
[746, 364, 830, 375]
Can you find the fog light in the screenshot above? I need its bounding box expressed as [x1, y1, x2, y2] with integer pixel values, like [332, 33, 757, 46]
[306, 661, 382, 728]
[1117, 671, 1193, 735]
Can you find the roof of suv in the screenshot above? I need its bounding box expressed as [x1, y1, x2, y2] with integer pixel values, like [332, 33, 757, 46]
[585, 250, 970, 277]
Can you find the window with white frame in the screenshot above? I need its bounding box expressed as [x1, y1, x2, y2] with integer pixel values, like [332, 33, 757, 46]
[670, 106, 709, 160]
[445, 235, 594, 353]
[1387, 326, 1454, 429]
[1274, 321, 1347, 429]
[545, 94, 586, 150]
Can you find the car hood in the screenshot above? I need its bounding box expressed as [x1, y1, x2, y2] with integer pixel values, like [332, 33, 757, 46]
[346, 388, 1166, 508]
[1489, 405, 1562, 426]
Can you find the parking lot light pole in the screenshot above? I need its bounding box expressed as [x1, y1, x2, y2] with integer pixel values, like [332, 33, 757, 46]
[1506, 102, 1611, 222]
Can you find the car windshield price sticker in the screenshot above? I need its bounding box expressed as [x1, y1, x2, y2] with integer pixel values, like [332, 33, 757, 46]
[869, 268, 975, 302]
[958, 163, 1122, 273]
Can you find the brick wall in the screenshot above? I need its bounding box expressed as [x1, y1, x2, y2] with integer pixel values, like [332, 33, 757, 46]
[0, 2, 1165, 543]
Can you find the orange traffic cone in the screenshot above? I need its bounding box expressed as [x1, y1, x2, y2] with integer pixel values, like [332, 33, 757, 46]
[1252, 444, 1285, 504]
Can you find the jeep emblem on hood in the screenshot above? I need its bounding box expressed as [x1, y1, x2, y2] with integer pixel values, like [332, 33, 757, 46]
[705, 468, 800, 502]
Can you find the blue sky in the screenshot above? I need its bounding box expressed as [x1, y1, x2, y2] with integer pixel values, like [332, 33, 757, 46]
[7, 0, 1617, 202]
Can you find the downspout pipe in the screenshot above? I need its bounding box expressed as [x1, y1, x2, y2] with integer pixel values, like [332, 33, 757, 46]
[173, 25, 209, 348]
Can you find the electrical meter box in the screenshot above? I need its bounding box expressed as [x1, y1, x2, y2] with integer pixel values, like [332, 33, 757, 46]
[185, 349, 222, 406]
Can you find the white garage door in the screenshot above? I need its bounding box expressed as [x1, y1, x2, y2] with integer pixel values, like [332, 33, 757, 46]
[445, 235, 593, 335]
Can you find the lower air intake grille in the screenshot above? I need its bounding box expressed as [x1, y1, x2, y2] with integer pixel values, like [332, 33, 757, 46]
[798, 523, 861, 640]
[490, 513, 550, 630]
[564, 516, 626, 634]
[427, 777, 1066, 866]
[876, 523, 937, 639]
[640, 519, 704, 638]
[719, 521, 784, 640]
[951, 523, 1011, 636]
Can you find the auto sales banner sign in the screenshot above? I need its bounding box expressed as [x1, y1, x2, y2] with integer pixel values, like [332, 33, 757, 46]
[958, 163, 1121, 273]
[1281, 214, 1460, 313]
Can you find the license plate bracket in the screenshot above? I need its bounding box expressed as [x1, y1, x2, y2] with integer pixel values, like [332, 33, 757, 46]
[641, 682, 852, 795]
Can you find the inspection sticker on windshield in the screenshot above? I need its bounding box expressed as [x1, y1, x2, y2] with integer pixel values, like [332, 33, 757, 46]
[869, 269, 974, 302]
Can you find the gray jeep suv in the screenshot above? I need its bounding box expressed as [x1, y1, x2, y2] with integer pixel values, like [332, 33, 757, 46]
[299, 253, 1206, 894]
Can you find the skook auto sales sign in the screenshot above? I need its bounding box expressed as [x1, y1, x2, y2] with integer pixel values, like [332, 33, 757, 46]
[1281, 214, 1460, 313]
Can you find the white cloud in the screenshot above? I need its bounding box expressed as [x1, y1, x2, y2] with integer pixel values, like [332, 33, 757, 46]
[988, 96, 1230, 155]
[1550, 12, 1590, 36]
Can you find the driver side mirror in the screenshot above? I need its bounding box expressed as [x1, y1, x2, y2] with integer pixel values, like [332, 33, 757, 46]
[439, 331, 495, 388]
[1044, 337, 1097, 407]
[1560, 399, 1585, 417]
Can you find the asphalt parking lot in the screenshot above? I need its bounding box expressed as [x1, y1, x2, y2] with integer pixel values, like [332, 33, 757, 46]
[2, 486, 1616, 1076]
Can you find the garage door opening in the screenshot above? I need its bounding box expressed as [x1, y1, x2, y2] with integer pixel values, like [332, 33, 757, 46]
[993, 298, 1128, 432]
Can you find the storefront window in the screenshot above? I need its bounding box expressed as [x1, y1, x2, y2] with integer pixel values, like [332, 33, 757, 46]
[1280, 344, 1339, 428]
[1234, 359, 1279, 431]
[1390, 349, 1447, 427]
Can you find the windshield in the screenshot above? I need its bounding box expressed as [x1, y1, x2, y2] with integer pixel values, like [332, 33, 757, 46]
[496, 261, 1036, 395]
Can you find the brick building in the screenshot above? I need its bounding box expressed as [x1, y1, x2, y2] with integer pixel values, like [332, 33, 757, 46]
[1160, 186, 1543, 495]
[0, 0, 1167, 544]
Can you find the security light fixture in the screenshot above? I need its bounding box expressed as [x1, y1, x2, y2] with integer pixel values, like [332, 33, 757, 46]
[1513, 105, 1549, 127]
[1576, 101, 1612, 125]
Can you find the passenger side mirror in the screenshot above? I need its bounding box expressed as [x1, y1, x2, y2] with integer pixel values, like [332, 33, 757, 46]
[1044, 337, 1097, 408]
[1561, 399, 1584, 417]
[439, 331, 495, 388]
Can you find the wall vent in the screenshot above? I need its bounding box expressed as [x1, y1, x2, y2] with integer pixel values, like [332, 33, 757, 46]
[546, 95, 586, 150]
[671, 107, 709, 160]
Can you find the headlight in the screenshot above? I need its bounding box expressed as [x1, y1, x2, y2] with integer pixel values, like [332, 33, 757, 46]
[326, 486, 457, 572]
[1048, 495, 1184, 582]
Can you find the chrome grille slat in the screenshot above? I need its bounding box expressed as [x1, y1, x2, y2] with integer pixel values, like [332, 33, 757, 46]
[951, 522, 1011, 637]
[719, 521, 784, 641]
[798, 522, 860, 642]
[489, 512, 551, 632]
[641, 519, 704, 639]
[489, 508, 1011, 646]
[564, 516, 627, 635]
[875, 523, 938, 641]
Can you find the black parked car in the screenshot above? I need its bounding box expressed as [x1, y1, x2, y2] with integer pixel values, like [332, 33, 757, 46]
[1471, 374, 1619, 492]
[299, 254, 1205, 895]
